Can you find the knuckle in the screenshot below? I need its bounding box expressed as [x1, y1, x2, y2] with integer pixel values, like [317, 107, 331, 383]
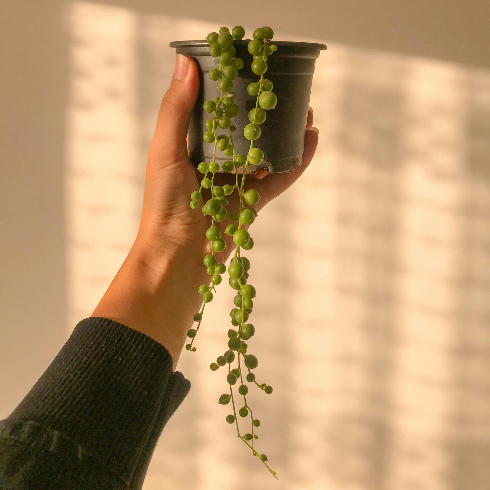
[159, 87, 186, 114]
[159, 94, 178, 114]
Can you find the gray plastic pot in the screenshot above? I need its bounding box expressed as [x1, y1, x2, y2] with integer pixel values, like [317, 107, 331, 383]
[169, 40, 327, 174]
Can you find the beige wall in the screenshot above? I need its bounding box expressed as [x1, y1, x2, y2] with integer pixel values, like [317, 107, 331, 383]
[1, 1, 490, 489]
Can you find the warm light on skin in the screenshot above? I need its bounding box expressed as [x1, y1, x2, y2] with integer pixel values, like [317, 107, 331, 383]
[66, 3, 490, 489]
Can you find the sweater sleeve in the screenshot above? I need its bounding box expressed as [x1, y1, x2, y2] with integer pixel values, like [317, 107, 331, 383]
[0, 317, 191, 489]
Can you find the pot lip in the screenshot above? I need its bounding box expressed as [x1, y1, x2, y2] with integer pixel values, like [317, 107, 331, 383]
[169, 40, 327, 50]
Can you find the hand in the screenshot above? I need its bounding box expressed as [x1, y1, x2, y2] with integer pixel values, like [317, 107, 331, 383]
[92, 54, 319, 369]
[136, 53, 319, 268]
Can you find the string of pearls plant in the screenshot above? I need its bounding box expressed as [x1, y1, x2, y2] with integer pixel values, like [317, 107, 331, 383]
[186, 25, 279, 479]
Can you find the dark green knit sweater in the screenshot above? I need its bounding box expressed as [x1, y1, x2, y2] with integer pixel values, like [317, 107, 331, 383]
[0, 317, 191, 489]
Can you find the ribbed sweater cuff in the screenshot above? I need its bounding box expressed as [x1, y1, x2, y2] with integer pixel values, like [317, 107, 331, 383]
[4, 317, 191, 485]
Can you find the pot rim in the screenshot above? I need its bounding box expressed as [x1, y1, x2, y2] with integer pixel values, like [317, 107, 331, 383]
[169, 40, 327, 50]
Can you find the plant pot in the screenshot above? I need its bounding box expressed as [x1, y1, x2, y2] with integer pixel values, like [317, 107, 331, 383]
[169, 40, 327, 174]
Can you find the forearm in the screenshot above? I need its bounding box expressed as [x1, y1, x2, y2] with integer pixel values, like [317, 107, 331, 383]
[91, 234, 209, 371]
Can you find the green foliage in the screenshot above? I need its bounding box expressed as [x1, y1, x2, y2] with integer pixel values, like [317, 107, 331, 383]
[187, 25, 278, 480]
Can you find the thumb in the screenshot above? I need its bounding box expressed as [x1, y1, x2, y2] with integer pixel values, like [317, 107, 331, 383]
[152, 54, 200, 162]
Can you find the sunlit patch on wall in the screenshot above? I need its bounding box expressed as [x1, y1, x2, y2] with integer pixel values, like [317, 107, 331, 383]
[65, 1, 139, 331]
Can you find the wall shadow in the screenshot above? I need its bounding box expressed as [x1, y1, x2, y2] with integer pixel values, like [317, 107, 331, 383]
[1, 2, 490, 490]
[0, 0, 69, 418]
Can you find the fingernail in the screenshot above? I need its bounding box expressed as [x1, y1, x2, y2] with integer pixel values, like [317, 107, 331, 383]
[309, 126, 319, 134]
[308, 106, 313, 113]
[173, 54, 190, 81]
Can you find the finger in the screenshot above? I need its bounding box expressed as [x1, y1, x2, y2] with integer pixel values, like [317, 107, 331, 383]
[306, 106, 313, 129]
[150, 54, 200, 163]
[254, 169, 269, 179]
[251, 128, 319, 212]
[208, 123, 319, 216]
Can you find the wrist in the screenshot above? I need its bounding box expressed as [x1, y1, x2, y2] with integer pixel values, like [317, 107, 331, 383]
[91, 233, 209, 370]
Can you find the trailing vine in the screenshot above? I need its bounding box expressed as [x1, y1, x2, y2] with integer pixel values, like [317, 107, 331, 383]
[186, 25, 278, 479]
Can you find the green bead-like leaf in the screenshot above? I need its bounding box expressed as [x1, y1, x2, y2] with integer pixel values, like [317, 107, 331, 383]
[244, 354, 258, 369]
[248, 107, 267, 125]
[229, 277, 241, 290]
[233, 229, 250, 247]
[218, 116, 231, 129]
[244, 189, 260, 205]
[251, 59, 267, 76]
[201, 177, 212, 189]
[203, 254, 216, 267]
[206, 226, 221, 241]
[237, 257, 250, 271]
[219, 394, 231, 405]
[240, 208, 255, 226]
[244, 123, 261, 141]
[228, 261, 244, 278]
[206, 32, 219, 45]
[240, 284, 256, 299]
[222, 161, 234, 172]
[219, 52, 233, 66]
[203, 100, 216, 113]
[213, 238, 226, 252]
[248, 39, 262, 55]
[209, 68, 221, 81]
[223, 184, 234, 195]
[232, 26, 245, 40]
[241, 323, 255, 340]
[238, 384, 248, 395]
[224, 349, 235, 363]
[226, 103, 239, 118]
[213, 185, 225, 197]
[228, 337, 242, 351]
[197, 162, 209, 174]
[234, 309, 249, 324]
[233, 57, 244, 70]
[258, 90, 277, 110]
[247, 148, 263, 165]
[261, 79, 273, 91]
[223, 65, 238, 79]
[262, 26, 274, 40]
[242, 237, 254, 250]
[217, 32, 233, 48]
[253, 28, 266, 41]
